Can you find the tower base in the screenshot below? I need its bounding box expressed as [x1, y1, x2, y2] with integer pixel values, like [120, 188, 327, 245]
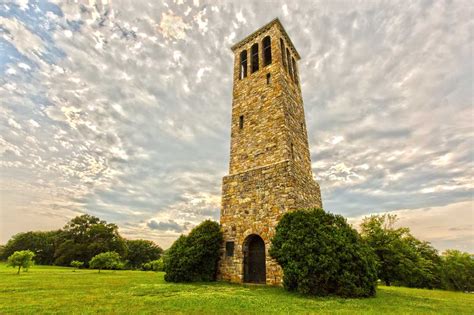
[218, 160, 322, 285]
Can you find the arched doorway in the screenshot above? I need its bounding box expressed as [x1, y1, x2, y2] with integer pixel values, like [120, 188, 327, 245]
[243, 234, 266, 284]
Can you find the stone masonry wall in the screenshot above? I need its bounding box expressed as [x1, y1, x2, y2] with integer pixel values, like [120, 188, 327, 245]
[218, 19, 322, 285]
[228, 24, 289, 175]
[218, 160, 322, 285]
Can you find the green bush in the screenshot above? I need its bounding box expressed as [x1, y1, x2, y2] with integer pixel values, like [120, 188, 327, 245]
[89, 251, 122, 273]
[70, 260, 84, 271]
[164, 220, 223, 282]
[270, 208, 378, 297]
[142, 258, 164, 271]
[7, 250, 35, 274]
[142, 262, 151, 271]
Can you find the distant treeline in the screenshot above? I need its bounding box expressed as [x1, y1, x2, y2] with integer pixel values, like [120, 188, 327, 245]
[0, 213, 472, 292]
[359, 214, 473, 292]
[0, 215, 163, 270]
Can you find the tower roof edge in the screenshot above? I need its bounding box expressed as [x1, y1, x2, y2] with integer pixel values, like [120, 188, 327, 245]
[230, 18, 301, 60]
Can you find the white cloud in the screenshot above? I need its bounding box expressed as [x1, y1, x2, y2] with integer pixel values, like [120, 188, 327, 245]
[18, 63, 31, 71]
[64, 30, 73, 38]
[236, 11, 246, 24]
[0, 0, 471, 252]
[159, 11, 189, 40]
[12, 0, 29, 11]
[194, 9, 208, 34]
[0, 17, 44, 62]
[6, 67, 16, 75]
[28, 119, 40, 128]
[330, 135, 344, 145]
[196, 66, 211, 83]
[8, 118, 22, 130]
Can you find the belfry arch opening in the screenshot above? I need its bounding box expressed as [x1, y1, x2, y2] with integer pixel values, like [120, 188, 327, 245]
[240, 50, 248, 79]
[263, 36, 272, 66]
[243, 234, 266, 284]
[251, 43, 259, 73]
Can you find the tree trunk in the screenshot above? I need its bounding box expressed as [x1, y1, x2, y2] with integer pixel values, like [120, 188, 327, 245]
[17, 266, 21, 274]
[385, 280, 391, 286]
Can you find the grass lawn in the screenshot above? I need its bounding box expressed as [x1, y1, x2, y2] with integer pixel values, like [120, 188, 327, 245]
[0, 263, 473, 314]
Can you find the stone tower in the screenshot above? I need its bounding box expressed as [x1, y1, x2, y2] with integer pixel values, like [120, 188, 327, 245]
[218, 18, 322, 285]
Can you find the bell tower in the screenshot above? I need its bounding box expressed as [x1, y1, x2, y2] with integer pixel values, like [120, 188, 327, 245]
[218, 18, 322, 285]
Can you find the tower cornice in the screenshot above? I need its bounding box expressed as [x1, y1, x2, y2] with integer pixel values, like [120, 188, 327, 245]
[231, 18, 301, 60]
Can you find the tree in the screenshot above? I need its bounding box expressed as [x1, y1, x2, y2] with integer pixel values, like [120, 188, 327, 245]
[164, 220, 223, 282]
[1, 231, 60, 265]
[125, 239, 163, 269]
[360, 214, 407, 286]
[8, 250, 35, 274]
[89, 252, 122, 273]
[54, 215, 127, 266]
[360, 214, 441, 289]
[440, 250, 474, 291]
[270, 208, 378, 297]
[70, 260, 84, 271]
[142, 258, 164, 271]
[397, 235, 442, 289]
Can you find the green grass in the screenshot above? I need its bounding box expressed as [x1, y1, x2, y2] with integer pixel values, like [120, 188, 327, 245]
[0, 263, 472, 314]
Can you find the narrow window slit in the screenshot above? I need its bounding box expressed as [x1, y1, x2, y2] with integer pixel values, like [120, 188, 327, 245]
[263, 36, 272, 66]
[280, 38, 287, 70]
[292, 57, 298, 83]
[286, 48, 293, 77]
[251, 43, 259, 73]
[239, 115, 244, 129]
[266, 73, 271, 85]
[239, 50, 248, 79]
[226, 241, 235, 257]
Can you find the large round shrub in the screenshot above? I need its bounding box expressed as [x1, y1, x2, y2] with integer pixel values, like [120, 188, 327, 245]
[270, 208, 377, 297]
[164, 220, 223, 282]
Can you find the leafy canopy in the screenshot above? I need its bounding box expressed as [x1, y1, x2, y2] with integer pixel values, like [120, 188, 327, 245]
[54, 215, 127, 266]
[125, 239, 163, 269]
[1, 231, 60, 265]
[89, 251, 122, 273]
[440, 249, 474, 292]
[270, 208, 378, 297]
[360, 214, 441, 288]
[70, 260, 84, 270]
[164, 220, 223, 282]
[142, 258, 164, 272]
[8, 250, 35, 274]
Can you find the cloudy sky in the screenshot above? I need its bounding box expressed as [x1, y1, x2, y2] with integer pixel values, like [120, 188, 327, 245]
[0, 0, 472, 251]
